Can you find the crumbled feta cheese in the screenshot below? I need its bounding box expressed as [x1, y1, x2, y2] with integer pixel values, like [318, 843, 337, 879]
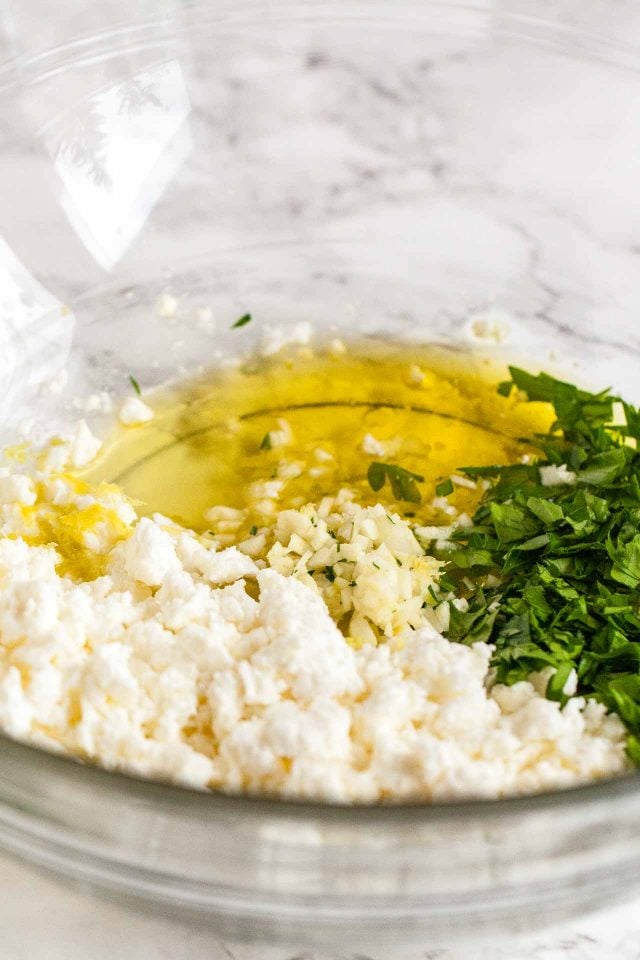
[362, 433, 387, 457]
[414, 524, 454, 542]
[466, 308, 511, 343]
[72, 392, 114, 415]
[157, 292, 178, 319]
[562, 668, 579, 697]
[451, 474, 477, 490]
[261, 322, 313, 357]
[431, 495, 458, 517]
[195, 306, 214, 328]
[121, 517, 181, 586]
[268, 419, 293, 449]
[0, 439, 629, 802]
[119, 397, 155, 426]
[0, 473, 36, 507]
[539, 463, 577, 487]
[68, 420, 102, 467]
[407, 364, 425, 386]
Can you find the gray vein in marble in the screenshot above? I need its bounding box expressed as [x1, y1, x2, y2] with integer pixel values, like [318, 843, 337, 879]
[508, 219, 640, 357]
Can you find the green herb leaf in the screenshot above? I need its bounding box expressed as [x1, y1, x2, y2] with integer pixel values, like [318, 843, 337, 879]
[232, 313, 252, 329]
[260, 433, 272, 450]
[436, 366, 640, 760]
[490, 502, 540, 544]
[367, 462, 424, 504]
[578, 449, 628, 486]
[546, 662, 573, 703]
[626, 735, 640, 765]
[516, 533, 550, 552]
[526, 497, 564, 526]
[446, 590, 499, 645]
[607, 534, 640, 588]
[436, 478, 454, 497]
[129, 375, 141, 396]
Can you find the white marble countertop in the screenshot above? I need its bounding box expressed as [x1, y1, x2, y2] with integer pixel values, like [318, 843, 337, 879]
[2, 850, 640, 960]
[3, 1, 640, 958]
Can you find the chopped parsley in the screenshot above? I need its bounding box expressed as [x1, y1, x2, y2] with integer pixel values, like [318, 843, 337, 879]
[436, 478, 454, 497]
[436, 366, 640, 761]
[128, 375, 141, 396]
[232, 313, 252, 329]
[249, 525, 258, 536]
[260, 433, 272, 450]
[368, 462, 424, 504]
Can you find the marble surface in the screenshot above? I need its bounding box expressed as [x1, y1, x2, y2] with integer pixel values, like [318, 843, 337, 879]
[3, 1, 640, 958]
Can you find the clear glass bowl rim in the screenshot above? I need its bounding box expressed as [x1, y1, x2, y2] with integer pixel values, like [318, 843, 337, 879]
[4, 0, 640, 95]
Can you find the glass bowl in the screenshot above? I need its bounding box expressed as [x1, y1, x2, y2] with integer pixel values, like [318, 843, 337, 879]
[1, 1, 640, 951]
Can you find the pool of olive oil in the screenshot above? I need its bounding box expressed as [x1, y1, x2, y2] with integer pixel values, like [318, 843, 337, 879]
[89, 344, 552, 535]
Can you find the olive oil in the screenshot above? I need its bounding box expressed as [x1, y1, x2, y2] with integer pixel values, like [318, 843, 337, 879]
[89, 344, 552, 535]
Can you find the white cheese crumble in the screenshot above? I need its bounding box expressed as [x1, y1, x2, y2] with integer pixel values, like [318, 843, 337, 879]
[466, 308, 511, 344]
[362, 433, 387, 457]
[39, 421, 103, 472]
[71, 392, 114, 415]
[0, 472, 36, 507]
[195, 306, 214, 328]
[451, 474, 477, 490]
[70, 420, 103, 467]
[408, 364, 425, 386]
[119, 396, 155, 426]
[539, 463, 577, 487]
[361, 433, 401, 458]
[0, 452, 629, 802]
[261, 322, 313, 357]
[157, 292, 178, 319]
[267, 419, 293, 449]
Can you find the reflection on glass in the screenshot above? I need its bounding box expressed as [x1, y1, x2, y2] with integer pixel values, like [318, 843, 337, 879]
[0, 235, 74, 410]
[47, 60, 192, 271]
